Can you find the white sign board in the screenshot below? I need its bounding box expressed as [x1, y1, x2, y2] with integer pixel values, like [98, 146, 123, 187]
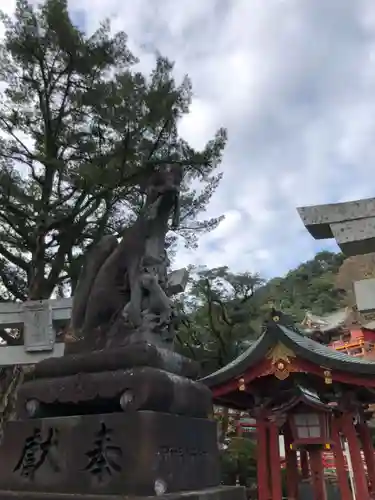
[0, 297, 71, 366]
[354, 279, 375, 313]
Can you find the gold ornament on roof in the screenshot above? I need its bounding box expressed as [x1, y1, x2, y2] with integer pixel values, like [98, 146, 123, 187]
[266, 342, 296, 365]
[267, 342, 296, 380]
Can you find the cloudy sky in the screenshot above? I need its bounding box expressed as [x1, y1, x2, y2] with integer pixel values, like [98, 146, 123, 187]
[6, 0, 375, 278]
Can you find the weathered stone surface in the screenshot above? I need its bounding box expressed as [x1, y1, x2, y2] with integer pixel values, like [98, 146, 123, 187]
[0, 412, 220, 496]
[71, 235, 118, 334]
[0, 485, 246, 500]
[0, 344, 65, 368]
[32, 342, 200, 380]
[297, 197, 375, 239]
[330, 218, 375, 255]
[17, 367, 212, 419]
[166, 268, 189, 296]
[353, 278, 375, 313]
[71, 167, 184, 351]
[0, 298, 71, 330]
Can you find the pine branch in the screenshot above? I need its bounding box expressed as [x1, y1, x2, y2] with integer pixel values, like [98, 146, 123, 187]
[0, 262, 27, 301]
[204, 278, 226, 364]
[0, 242, 29, 273]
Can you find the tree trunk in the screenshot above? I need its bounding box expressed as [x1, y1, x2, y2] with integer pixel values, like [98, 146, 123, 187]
[0, 365, 25, 441]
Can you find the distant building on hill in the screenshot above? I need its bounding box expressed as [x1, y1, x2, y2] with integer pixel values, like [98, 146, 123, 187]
[300, 307, 375, 358]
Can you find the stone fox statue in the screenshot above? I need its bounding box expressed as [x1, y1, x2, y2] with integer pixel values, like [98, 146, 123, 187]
[70, 166, 182, 349]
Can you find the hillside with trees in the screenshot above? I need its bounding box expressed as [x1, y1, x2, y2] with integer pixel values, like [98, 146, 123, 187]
[259, 250, 346, 321]
[176, 250, 347, 375]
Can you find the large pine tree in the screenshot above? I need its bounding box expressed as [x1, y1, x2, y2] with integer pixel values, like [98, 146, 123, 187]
[0, 0, 226, 303]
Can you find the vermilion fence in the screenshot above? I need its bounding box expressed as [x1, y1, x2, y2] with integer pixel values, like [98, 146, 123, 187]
[239, 424, 367, 473]
[280, 451, 367, 472]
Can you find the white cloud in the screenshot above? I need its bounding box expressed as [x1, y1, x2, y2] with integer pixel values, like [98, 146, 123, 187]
[4, 0, 375, 279]
[178, 99, 218, 150]
[70, 0, 375, 277]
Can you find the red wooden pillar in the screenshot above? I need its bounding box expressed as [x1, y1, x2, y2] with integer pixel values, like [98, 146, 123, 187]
[341, 414, 370, 499]
[300, 449, 309, 479]
[331, 418, 352, 500]
[283, 425, 299, 499]
[256, 419, 270, 500]
[309, 448, 327, 500]
[357, 420, 375, 495]
[268, 423, 282, 500]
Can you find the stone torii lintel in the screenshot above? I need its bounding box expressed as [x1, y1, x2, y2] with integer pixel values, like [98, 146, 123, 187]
[297, 197, 375, 256]
[298, 196, 375, 315]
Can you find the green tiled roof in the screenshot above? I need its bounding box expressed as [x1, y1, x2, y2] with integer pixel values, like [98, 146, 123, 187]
[200, 313, 375, 388]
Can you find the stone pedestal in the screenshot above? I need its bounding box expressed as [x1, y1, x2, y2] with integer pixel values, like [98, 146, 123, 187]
[0, 485, 246, 500]
[0, 342, 246, 500]
[0, 412, 219, 496]
[15, 343, 212, 420]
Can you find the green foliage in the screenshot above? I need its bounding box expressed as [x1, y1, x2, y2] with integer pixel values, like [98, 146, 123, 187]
[0, 0, 226, 301]
[176, 266, 264, 375]
[260, 251, 346, 321]
[220, 437, 257, 487]
[177, 251, 346, 374]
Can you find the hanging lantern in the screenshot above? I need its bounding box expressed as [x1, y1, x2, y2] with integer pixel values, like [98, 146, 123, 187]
[288, 406, 332, 449]
[323, 370, 332, 385]
[238, 377, 246, 391]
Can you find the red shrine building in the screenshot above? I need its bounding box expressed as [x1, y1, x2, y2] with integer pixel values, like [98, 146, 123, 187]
[330, 326, 375, 359]
[302, 308, 375, 359]
[202, 311, 375, 500]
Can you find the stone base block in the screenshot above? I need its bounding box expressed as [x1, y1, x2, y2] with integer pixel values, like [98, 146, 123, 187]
[0, 411, 220, 496]
[33, 342, 200, 380]
[0, 485, 246, 500]
[17, 367, 212, 419]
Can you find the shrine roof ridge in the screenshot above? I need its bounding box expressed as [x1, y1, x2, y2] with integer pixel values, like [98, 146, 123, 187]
[270, 384, 331, 414]
[200, 311, 375, 388]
